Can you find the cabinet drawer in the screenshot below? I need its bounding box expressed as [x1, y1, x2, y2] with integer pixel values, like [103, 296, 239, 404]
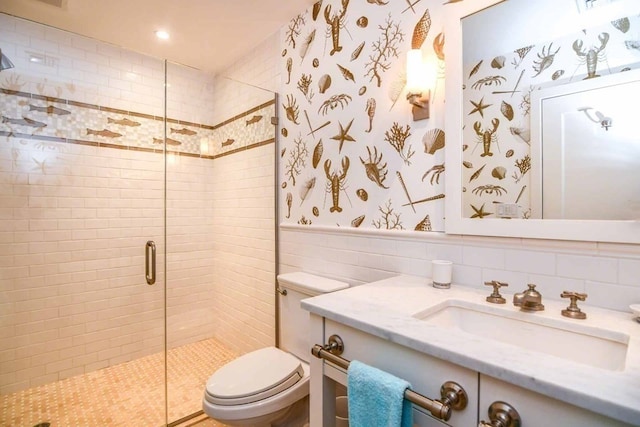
[479, 374, 635, 427]
[324, 319, 478, 427]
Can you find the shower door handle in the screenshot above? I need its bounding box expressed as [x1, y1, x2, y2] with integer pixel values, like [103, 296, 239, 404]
[145, 241, 156, 285]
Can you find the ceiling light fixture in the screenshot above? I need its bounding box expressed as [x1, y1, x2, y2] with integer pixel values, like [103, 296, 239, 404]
[155, 30, 170, 40]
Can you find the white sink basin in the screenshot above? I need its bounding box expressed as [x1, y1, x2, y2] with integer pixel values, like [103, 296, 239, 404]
[414, 300, 629, 371]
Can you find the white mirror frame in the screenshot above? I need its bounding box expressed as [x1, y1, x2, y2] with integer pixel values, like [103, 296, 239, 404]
[443, 0, 640, 244]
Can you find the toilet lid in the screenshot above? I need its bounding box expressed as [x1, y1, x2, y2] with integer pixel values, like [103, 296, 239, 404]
[204, 347, 304, 405]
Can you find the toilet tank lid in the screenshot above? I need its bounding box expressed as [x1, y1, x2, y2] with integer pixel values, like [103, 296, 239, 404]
[277, 272, 348, 295]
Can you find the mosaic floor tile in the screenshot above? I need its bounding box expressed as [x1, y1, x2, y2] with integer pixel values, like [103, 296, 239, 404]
[0, 338, 236, 427]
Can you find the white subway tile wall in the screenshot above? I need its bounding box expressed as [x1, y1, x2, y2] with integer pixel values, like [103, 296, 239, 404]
[278, 227, 640, 313]
[0, 13, 277, 394]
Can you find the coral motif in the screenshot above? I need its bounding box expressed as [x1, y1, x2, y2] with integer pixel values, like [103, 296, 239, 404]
[285, 134, 309, 186]
[297, 74, 315, 103]
[373, 200, 403, 230]
[385, 122, 414, 165]
[365, 14, 405, 87]
[286, 14, 306, 48]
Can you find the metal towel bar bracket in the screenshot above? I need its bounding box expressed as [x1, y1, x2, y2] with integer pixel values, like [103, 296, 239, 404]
[311, 334, 468, 422]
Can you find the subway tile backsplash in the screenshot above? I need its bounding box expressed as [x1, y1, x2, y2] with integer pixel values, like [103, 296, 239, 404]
[279, 226, 640, 313]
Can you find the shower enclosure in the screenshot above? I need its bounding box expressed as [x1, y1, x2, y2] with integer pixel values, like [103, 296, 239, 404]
[0, 13, 277, 426]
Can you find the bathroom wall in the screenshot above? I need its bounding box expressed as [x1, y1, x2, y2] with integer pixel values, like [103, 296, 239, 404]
[275, 1, 640, 312]
[0, 13, 276, 393]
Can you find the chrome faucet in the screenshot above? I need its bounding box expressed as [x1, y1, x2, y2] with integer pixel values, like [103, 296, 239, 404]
[513, 284, 544, 312]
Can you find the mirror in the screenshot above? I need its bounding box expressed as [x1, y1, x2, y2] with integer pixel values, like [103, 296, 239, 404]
[444, 0, 640, 243]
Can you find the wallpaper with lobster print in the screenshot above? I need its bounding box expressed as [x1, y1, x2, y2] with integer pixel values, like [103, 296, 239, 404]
[279, 0, 447, 232]
[461, 14, 640, 220]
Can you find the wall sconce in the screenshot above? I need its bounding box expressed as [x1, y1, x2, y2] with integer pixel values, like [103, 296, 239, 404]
[406, 49, 431, 121]
[578, 106, 613, 131]
[0, 48, 15, 72]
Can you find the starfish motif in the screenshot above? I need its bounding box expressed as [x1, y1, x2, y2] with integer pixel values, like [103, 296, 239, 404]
[470, 203, 492, 218]
[468, 97, 492, 118]
[330, 119, 356, 152]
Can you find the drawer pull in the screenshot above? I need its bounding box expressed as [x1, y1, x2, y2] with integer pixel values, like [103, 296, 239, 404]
[311, 336, 468, 422]
[479, 401, 521, 427]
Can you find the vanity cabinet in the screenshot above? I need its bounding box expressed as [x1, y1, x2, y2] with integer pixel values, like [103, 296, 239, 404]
[310, 315, 636, 427]
[479, 375, 635, 427]
[313, 318, 479, 426]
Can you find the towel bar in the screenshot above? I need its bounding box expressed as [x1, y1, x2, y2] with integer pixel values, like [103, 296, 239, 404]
[311, 335, 468, 422]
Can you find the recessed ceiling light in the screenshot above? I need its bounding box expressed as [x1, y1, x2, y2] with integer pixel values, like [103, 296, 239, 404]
[155, 30, 170, 40]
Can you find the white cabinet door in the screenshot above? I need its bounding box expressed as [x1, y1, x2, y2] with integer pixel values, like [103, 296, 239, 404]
[324, 319, 478, 427]
[479, 374, 635, 427]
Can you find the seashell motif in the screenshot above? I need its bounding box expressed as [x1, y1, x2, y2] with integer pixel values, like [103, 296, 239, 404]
[300, 30, 316, 61]
[312, 1, 323, 20]
[463, 161, 473, 169]
[509, 127, 531, 143]
[318, 74, 332, 94]
[423, 128, 445, 154]
[312, 58, 320, 68]
[281, 128, 288, 137]
[351, 42, 365, 61]
[505, 149, 514, 158]
[469, 60, 482, 78]
[357, 16, 368, 28]
[411, 9, 432, 49]
[337, 64, 355, 82]
[358, 86, 367, 96]
[351, 215, 365, 228]
[433, 33, 445, 61]
[470, 164, 485, 182]
[500, 101, 514, 121]
[388, 74, 405, 105]
[356, 188, 368, 201]
[312, 140, 323, 168]
[491, 56, 505, 69]
[414, 215, 432, 232]
[551, 70, 565, 80]
[612, 17, 630, 33]
[312, 206, 320, 217]
[492, 166, 507, 180]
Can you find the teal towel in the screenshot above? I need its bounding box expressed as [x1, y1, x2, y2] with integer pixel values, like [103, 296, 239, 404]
[347, 360, 413, 427]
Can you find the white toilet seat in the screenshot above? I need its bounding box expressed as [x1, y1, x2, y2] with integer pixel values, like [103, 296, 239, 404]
[204, 347, 304, 406]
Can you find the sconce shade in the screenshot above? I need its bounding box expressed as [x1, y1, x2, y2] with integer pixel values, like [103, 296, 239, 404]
[406, 49, 425, 94]
[0, 48, 15, 71]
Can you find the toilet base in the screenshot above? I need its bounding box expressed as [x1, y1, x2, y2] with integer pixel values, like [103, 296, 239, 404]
[206, 396, 308, 427]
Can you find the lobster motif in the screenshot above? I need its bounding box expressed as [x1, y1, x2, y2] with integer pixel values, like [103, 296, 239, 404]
[324, 157, 349, 213]
[573, 32, 609, 79]
[324, 0, 349, 56]
[473, 118, 500, 157]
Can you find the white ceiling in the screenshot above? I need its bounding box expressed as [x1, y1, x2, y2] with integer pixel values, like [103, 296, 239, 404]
[0, 0, 315, 74]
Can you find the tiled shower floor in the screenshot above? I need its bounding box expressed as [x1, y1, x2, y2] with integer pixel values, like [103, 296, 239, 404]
[0, 338, 236, 427]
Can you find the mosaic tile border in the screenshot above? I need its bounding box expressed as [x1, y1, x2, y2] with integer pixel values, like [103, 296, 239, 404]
[0, 88, 275, 159]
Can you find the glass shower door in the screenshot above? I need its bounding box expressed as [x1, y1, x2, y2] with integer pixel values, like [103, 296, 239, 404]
[0, 13, 167, 426]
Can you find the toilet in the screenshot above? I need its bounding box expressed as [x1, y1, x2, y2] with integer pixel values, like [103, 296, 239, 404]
[202, 272, 349, 426]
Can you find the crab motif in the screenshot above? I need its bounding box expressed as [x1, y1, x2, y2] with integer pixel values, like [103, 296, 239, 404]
[472, 184, 507, 196]
[318, 94, 352, 115]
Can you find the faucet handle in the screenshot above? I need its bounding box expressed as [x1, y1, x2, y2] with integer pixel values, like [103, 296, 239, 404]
[561, 291, 588, 319]
[484, 281, 508, 304]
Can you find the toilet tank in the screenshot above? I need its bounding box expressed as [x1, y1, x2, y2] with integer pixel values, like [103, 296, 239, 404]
[277, 272, 348, 363]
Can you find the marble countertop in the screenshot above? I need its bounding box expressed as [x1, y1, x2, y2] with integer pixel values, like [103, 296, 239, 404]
[301, 275, 640, 425]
